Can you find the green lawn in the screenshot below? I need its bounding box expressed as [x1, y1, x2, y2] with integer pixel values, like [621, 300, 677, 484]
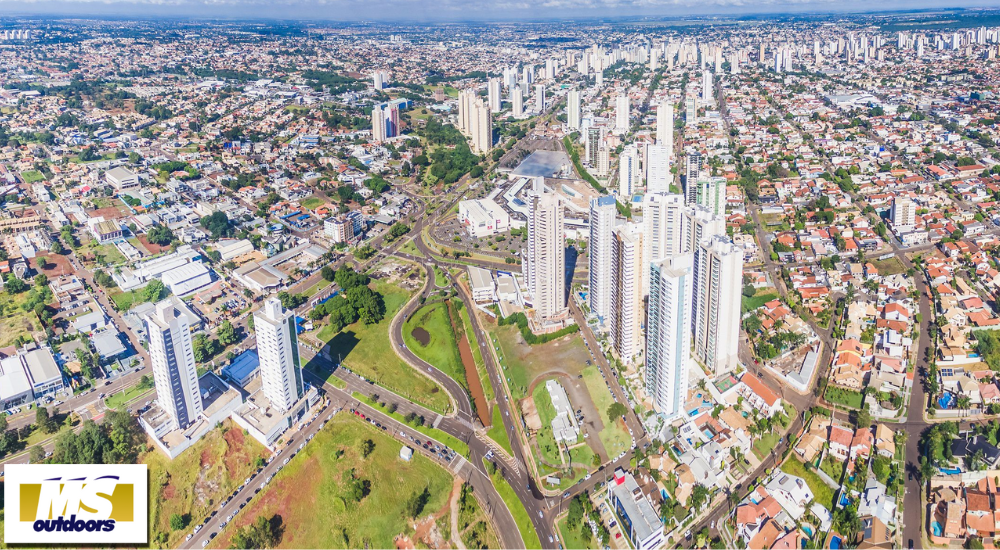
[301, 278, 332, 298]
[402, 301, 468, 392]
[213, 415, 454, 549]
[580, 365, 631, 458]
[871, 256, 906, 276]
[488, 323, 591, 401]
[752, 431, 780, 460]
[146, 420, 269, 549]
[782, 455, 836, 509]
[399, 239, 422, 257]
[354, 392, 470, 458]
[532, 381, 564, 465]
[487, 405, 514, 455]
[742, 290, 779, 314]
[434, 266, 449, 287]
[301, 196, 325, 211]
[486, 459, 542, 550]
[825, 385, 864, 409]
[558, 514, 596, 550]
[820, 455, 846, 484]
[21, 170, 45, 183]
[109, 289, 146, 312]
[90, 243, 127, 266]
[310, 280, 451, 414]
[104, 382, 154, 410]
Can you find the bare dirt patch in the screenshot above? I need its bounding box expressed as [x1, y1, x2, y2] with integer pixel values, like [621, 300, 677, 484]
[138, 235, 170, 255]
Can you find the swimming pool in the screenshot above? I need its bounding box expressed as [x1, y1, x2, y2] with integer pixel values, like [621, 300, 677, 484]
[802, 526, 814, 538]
[839, 493, 851, 506]
[830, 536, 842, 549]
[932, 521, 943, 536]
[938, 393, 954, 409]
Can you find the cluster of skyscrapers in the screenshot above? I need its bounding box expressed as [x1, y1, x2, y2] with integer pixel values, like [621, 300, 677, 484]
[371, 103, 400, 143]
[142, 297, 304, 433]
[457, 89, 494, 155]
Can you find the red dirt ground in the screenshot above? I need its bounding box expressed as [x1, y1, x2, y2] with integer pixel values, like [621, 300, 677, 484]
[138, 235, 170, 255]
[34, 254, 73, 277]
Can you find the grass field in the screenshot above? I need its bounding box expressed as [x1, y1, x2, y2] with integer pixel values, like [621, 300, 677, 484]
[820, 455, 846, 485]
[871, 256, 906, 276]
[89, 243, 127, 266]
[781, 455, 835, 509]
[145, 420, 268, 549]
[301, 278, 332, 298]
[825, 385, 864, 409]
[532, 381, 564, 465]
[402, 301, 468, 392]
[558, 514, 596, 550]
[487, 405, 514, 455]
[311, 280, 451, 414]
[488, 323, 591, 401]
[0, 291, 40, 348]
[300, 196, 325, 211]
[434, 266, 449, 287]
[21, 170, 45, 183]
[212, 415, 454, 549]
[104, 382, 154, 410]
[486, 459, 542, 550]
[108, 288, 149, 312]
[580, 366, 631, 458]
[752, 432, 780, 460]
[742, 289, 779, 314]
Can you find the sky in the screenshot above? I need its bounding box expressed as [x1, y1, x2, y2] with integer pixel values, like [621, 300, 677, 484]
[0, 0, 994, 22]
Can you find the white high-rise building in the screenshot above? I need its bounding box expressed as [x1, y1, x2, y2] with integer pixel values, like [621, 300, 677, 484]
[254, 298, 305, 412]
[611, 223, 644, 364]
[685, 96, 697, 127]
[618, 145, 638, 202]
[534, 84, 546, 112]
[695, 176, 726, 217]
[458, 89, 476, 133]
[373, 70, 387, 90]
[684, 205, 726, 256]
[646, 254, 694, 419]
[487, 78, 502, 113]
[567, 90, 581, 131]
[371, 105, 387, 143]
[615, 94, 630, 134]
[693, 236, 743, 377]
[656, 102, 673, 150]
[588, 196, 617, 321]
[468, 98, 493, 155]
[523, 65, 534, 85]
[585, 127, 601, 165]
[143, 299, 203, 431]
[702, 71, 713, 103]
[524, 179, 567, 322]
[595, 147, 609, 177]
[511, 86, 524, 118]
[643, 193, 687, 264]
[684, 153, 702, 204]
[891, 197, 916, 229]
[646, 144, 672, 195]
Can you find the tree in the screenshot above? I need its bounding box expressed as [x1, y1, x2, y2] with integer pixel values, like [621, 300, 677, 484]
[345, 470, 372, 502]
[0, 412, 7, 433]
[321, 265, 335, 281]
[355, 245, 376, 260]
[360, 438, 375, 458]
[169, 513, 188, 531]
[50, 241, 64, 255]
[345, 286, 385, 325]
[200, 211, 233, 239]
[147, 224, 175, 246]
[142, 279, 165, 303]
[230, 515, 282, 549]
[404, 487, 431, 519]
[852, 408, 872, 429]
[388, 223, 411, 240]
[217, 320, 237, 347]
[35, 406, 57, 434]
[34, 273, 48, 287]
[192, 334, 218, 363]
[607, 402, 628, 421]
[29, 445, 45, 464]
[689, 484, 710, 512]
[4, 274, 26, 293]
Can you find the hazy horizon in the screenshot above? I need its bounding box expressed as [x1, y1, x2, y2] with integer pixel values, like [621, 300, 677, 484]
[0, 0, 995, 23]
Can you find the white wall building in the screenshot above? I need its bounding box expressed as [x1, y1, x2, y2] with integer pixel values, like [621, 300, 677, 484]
[567, 90, 581, 131]
[611, 223, 644, 364]
[645, 144, 672, 195]
[143, 299, 203, 431]
[254, 298, 305, 412]
[458, 199, 511, 237]
[588, 195, 617, 321]
[647, 254, 694, 419]
[693, 236, 743, 377]
[524, 179, 566, 322]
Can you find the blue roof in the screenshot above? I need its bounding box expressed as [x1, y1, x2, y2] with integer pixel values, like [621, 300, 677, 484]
[223, 350, 260, 383]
